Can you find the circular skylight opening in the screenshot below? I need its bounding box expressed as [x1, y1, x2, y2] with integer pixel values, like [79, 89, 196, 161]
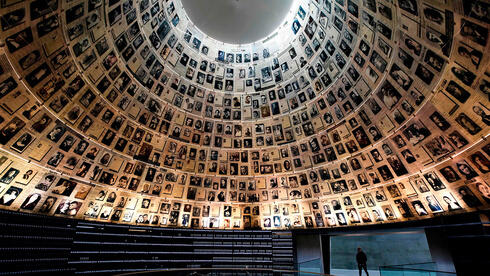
[181, 0, 294, 44]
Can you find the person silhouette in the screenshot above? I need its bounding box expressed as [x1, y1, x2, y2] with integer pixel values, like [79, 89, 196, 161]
[356, 247, 369, 276]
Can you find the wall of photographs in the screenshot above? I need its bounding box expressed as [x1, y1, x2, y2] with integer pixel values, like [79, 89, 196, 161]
[0, 0, 488, 230]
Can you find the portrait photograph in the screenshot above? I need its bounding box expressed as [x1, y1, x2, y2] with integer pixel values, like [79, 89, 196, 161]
[0, 117, 25, 145]
[0, 186, 22, 206]
[25, 63, 52, 88]
[0, 77, 18, 99]
[36, 14, 59, 37]
[10, 132, 34, 153]
[5, 27, 33, 53]
[423, 171, 446, 191]
[0, 8, 25, 31]
[440, 193, 462, 211]
[51, 179, 77, 197]
[460, 19, 488, 46]
[439, 166, 461, 183]
[403, 121, 431, 146]
[20, 193, 41, 210]
[0, 167, 19, 184]
[65, 3, 84, 24]
[469, 151, 490, 173]
[415, 64, 434, 85]
[455, 113, 482, 135]
[455, 160, 479, 180]
[424, 135, 454, 160]
[55, 199, 82, 216]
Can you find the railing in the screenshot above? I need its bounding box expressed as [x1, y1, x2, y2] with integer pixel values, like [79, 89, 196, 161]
[379, 262, 456, 276]
[296, 258, 323, 275]
[115, 267, 332, 275]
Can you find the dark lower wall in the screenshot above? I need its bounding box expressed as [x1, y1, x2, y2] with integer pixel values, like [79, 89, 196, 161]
[1, 209, 488, 275]
[0, 210, 294, 275]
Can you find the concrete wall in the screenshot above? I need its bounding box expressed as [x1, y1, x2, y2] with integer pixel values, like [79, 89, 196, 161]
[330, 232, 433, 271]
[295, 234, 323, 273]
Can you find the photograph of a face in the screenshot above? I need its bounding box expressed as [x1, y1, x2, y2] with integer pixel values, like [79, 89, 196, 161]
[0, 186, 22, 206]
[10, 133, 34, 153]
[55, 199, 82, 216]
[0, 117, 25, 145]
[403, 121, 431, 146]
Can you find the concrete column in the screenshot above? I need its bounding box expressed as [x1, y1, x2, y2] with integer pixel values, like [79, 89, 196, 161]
[295, 234, 324, 273]
[424, 228, 456, 273]
[321, 235, 330, 274]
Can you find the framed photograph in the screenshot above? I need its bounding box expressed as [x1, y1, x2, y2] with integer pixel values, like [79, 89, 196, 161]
[0, 77, 17, 101]
[37, 15, 59, 37]
[10, 132, 35, 153]
[46, 124, 66, 142]
[451, 63, 476, 86]
[422, 4, 445, 26]
[455, 113, 482, 135]
[424, 135, 454, 160]
[50, 48, 69, 69]
[455, 160, 479, 180]
[20, 193, 41, 210]
[378, 38, 392, 57]
[402, 121, 431, 146]
[460, 19, 488, 46]
[1, 91, 29, 115]
[51, 179, 77, 196]
[0, 186, 22, 206]
[0, 117, 25, 145]
[67, 24, 84, 41]
[414, 64, 434, 85]
[55, 199, 82, 216]
[0, 167, 19, 184]
[411, 200, 429, 216]
[5, 27, 33, 53]
[424, 27, 451, 57]
[65, 3, 85, 24]
[409, 176, 429, 193]
[16, 169, 38, 185]
[27, 135, 50, 159]
[423, 195, 443, 213]
[38, 196, 57, 213]
[422, 171, 445, 191]
[292, 19, 301, 34]
[382, 205, 396, 220]
[25, 63, 52, 88]
[462, 0, 490, 23]
[1, 8, 25, 31]
[469, 151, 490, 174]
[29, 0, 58, 20]
[454, 42, 482, 73]
[439, 192, 462, 211]
[370, 51, 387, 72]
[86, 10, 100, 30]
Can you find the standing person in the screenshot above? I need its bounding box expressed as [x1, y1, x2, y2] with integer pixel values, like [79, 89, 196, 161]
[356, 247, 369, 276]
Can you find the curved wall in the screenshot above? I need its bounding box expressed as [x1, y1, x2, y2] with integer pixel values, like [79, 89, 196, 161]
[0, 0, 488, 229]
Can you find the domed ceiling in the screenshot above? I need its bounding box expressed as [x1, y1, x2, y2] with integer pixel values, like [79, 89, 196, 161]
[0, 0, 488, 229]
